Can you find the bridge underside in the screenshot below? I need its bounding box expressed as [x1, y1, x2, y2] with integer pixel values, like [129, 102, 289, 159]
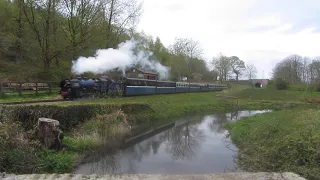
[250, 79, 269, 88]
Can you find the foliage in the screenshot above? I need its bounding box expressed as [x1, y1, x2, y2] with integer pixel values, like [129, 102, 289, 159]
[65, 109, 131, 150]
[0, 0, 216, 82]
[1, 103, 150, 131]
[211, 53, 247, 81]
[0, 120, 40, 173]
[314, 80, 320, 92]
[36, 149, 77, 173]
[275, 78, 288, 90]
[226, 109, 320, 180]
[272, 54, 320, 86]
[245, 63, 257, 80]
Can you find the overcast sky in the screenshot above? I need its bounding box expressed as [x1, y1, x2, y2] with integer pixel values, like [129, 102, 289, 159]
[137, 0, 320, 79]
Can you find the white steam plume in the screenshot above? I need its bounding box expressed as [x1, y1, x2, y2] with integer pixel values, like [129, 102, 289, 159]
[71, 40, 170, 80]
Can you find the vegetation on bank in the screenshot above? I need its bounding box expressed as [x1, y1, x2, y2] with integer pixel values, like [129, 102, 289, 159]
[226, 109, 320, 180]
[0, 92, 61, 103]
[223, 83, 320, 180]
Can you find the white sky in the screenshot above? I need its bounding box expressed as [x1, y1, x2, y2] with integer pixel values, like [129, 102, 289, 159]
[137, 0, 320, 79]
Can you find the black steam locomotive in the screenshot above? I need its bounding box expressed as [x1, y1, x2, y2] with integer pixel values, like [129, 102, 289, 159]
[59, 77, 228, 100]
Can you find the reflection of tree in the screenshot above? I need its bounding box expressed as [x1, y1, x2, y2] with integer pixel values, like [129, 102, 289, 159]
[225, 111, 239, 121]
[82, 131, 167, 174]
[164, 123, 205, 160]
[208, 113, 229, 133]
[97, 154, 121, 174]
[79, 151, 121, 175]
[151, 141, 161, 154]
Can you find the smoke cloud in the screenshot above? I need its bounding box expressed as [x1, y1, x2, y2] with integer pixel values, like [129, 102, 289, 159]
[71, 40, 170, 80]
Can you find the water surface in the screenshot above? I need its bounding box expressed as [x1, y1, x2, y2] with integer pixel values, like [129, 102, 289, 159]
[75, 110, 271, 174]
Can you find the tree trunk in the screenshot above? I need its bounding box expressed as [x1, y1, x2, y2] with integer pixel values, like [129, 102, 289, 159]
[16, 0, 23, 63]
[43, 54, 51, 71]
[105, 0, 115, 49]
[52, 0, 59, 67]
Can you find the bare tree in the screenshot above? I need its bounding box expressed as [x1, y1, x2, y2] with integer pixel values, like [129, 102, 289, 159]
[230, 56, 245, 81]
[309, 57, 320, 83]
[272, 54, 306, 83]
[59, 0, 103, 60]
[301, 56, 311, 83]
[168, 37, 204, 81]
[168, 38, 203, 59]
[211, 53, 232, 81]
[104, 0, 143, 49]
[13, 0, 24, 63]
[245, 63, 257, 80]
[22, 0, 59, 71]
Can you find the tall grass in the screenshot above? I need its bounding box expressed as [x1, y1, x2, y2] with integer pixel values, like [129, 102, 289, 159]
[0, 120, 40, 173]
[64, 109, 131, 152]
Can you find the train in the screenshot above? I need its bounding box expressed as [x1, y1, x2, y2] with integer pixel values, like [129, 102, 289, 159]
[59, 77, 228, 100]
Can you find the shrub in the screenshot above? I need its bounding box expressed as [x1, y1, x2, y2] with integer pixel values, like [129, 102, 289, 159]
[314, 80, 320, 92]
[275, 78, 288, 90]
[1, 103, 150, 131]
[36, 149, 76, 173]
[67, 109, 132, 148]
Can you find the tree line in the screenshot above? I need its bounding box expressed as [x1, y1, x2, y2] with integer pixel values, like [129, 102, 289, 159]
[0, 0, 257, 82]
[211, 53, 258, 82]
[272, 54, 320, 85]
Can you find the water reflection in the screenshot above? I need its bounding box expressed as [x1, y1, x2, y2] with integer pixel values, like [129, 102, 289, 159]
[164, 122, 205, 161]
[75, 110, 271, 175]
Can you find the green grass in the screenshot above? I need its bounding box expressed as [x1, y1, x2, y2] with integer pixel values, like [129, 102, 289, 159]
[0, 91, 61, 102]
[60, 92, 235, 122]
[226, 108, 320, 180]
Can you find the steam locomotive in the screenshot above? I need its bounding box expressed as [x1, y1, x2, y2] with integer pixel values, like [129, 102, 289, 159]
[59, 77, 228, 100]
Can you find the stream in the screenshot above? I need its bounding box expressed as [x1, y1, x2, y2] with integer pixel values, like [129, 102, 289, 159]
[75, 110, 271, 174]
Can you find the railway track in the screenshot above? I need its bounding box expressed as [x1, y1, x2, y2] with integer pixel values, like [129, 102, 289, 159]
[0, 99, 72, 105]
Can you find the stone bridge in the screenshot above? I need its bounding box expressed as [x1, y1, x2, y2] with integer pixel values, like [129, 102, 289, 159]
[250, 79, 269, 88]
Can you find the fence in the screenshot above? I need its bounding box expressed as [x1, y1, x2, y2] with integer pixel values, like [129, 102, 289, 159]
[0, 82, 60, 96]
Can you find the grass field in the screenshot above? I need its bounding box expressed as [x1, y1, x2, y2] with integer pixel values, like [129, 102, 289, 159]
[0, 89, 61, 102]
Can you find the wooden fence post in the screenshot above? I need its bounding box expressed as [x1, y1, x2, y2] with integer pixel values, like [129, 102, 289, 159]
[19, 82, 22, 96]
[35, 82, 38, 96]
[49, 81, 52, 93]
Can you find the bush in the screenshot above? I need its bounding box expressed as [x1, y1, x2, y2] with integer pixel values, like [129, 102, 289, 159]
[314, 80, 320, 92]
[1, 103, 151, 131]
[65, 109, 132, 150]
[36, 149, 76, 173]
[275, 78, 288, 90]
